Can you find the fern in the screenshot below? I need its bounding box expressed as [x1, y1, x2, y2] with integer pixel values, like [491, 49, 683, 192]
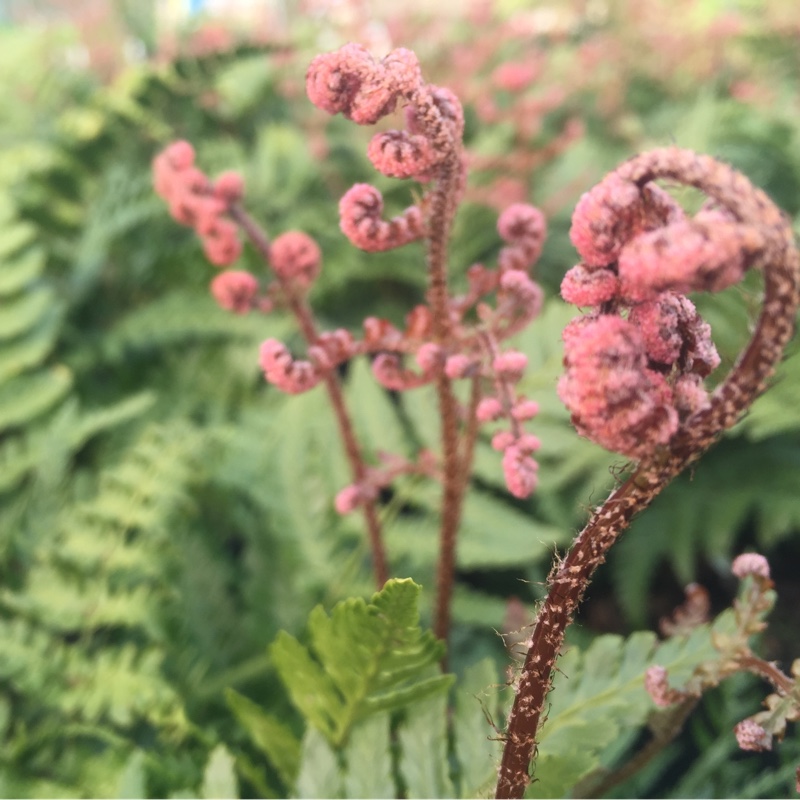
[612, 434, 800, 625]
[271, 578, 453, 749]
[532, 612, 738, 798]
[0, 220, 68, 435]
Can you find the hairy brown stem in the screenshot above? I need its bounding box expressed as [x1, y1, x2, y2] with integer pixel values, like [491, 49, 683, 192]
[230, 204, 390, 587]
[737, 653, 794, 695]
[495, 148, 800, 798]
[427, 154, 468, 648]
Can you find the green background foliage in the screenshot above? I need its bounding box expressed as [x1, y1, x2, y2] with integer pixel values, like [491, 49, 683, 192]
[1, 1, 799, 796]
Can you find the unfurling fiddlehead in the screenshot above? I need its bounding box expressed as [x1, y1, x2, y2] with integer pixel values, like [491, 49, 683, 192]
[496, 147, 800, 799]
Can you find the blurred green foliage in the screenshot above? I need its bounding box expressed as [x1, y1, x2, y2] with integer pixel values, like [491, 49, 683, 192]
[0, 2, 799, 796]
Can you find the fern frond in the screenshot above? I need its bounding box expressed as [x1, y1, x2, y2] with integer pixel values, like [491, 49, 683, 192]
[294, 729, 341, 800]
[0, 286, 55, 341]
[533, 612, 737, 798]
[0, 367, 72, 431]
[0, 244, 44, 295]
[226, 688, 301, 791]
[0, 313, 58, 383]
[271, 578, 452, 748]
[398, 692, 455, 799]
[93, 290, 289, 365]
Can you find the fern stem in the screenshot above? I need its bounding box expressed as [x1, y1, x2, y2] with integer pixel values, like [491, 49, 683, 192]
[426, 154, 467, 649]
[229, 204, 389, 587]
[737, 653, 794, 694]
[495, 149, 800, 799]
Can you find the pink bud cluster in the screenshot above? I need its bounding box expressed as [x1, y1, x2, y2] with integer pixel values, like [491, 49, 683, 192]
[644, 665, 689, 708]
[270, 230, 322, 288]
[734, 719, 773, 752]
[558, 172, 761, 459]
[307, 43, 466, 253]
[210, 271, 259, 315]
[731, 552, 771, 581]
[259, 329, 357, 395]
[152, 141, 244, 267]
[339, 184, 425, 252]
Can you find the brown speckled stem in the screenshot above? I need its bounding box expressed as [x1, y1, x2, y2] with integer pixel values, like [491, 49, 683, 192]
[230, 204, 390, 588]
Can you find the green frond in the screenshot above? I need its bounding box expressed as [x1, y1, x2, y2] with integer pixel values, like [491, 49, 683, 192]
[200, 745, 239, 800]
[0, 245, 44, 296]
[387, 482, 567, 571]
[398, 692, 455, 799]
[0, 313, 59, 383]
[226, 689, 301, 791]
[533, 612, 737, 798]
[0, 286, 56, 341]
[0, 393, 153, 495]
[342, 713, 395, 799]
[0, 366, 72, 431]
[452, 659, 505, 798]
[271, 578, 452, 748]
[294, 729, 341, 800]
[346, 357, 411, 459]
[95, 290, 289, 364]
[614, 435, 800, 624]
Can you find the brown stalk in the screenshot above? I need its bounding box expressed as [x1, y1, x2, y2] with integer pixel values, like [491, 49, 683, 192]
[495, 148, 800, 798]
[426, 153, 470, 648]
[229, 204, 389, 587]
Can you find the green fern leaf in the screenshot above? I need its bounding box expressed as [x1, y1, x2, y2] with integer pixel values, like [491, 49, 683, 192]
[0, 246, 45, 296]
[96, 290, 290, 364]
[294, 729, 342, 800]
[0, 286, 56, 340]
[732, 347, 800, 440]
[0, 313, 58, 383]
[533, 612, 737, 797]
[453, 658, 505, 798]
[0, 221, 36, 260]
[225, 689, 301, 791]
[201, 745, 239, 800]
[342, 713, 394, 799]
[116, 750, 147, 800]
[271, 578, 452, 748]
[346, 357, 410, 460]
[387, 483, 566, 570]
[0, 366, 72, 430]
[398, 692, 455, 799]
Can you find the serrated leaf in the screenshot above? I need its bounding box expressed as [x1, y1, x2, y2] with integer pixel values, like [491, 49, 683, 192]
[225, 689, 301, 791]
[201, 745, 238, 800]
[271, 579, 448, 748]
[0, 313, 58, 383]
[342, 714, 394, 799]
[0, 367, 72, 430]
[295, 728, 341, 799]
[0, 286, 55, 340]
[116, 750, 146, 799]
[0, 246, 44, 295]
[398, 692, 454, 799]
[454, 659, 504, 798]
[532, 616, 738, 797]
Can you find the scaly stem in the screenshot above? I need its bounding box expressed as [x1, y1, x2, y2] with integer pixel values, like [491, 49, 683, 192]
[230, 204, 389, 587]
[737, 654, 794, 695]
[495, 148, 800, 798]
[426, 154, 468, 648]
